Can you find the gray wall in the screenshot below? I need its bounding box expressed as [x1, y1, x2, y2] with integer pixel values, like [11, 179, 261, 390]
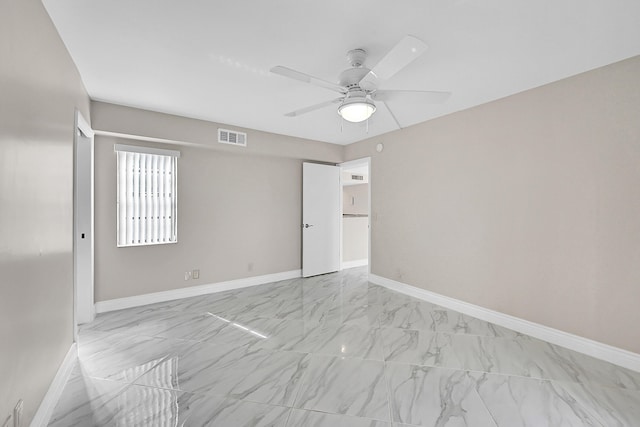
[0, 0, 90, 423]
[345, 56, 640, 354]
[343, 183, 369, 215]
[92, 104, 343, 301]
[91, 101, 342, 162]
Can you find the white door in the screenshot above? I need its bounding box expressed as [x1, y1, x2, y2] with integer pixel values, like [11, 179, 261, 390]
[74, 112, 94, 327]
[302, 162, 341, 277]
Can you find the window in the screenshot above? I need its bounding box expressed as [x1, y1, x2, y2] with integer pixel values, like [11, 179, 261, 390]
[115, 144, 180, 247]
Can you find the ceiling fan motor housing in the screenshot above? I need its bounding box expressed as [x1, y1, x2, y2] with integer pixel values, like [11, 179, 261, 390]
[338, 48, 374, 89]
[339, 67, 372, 89]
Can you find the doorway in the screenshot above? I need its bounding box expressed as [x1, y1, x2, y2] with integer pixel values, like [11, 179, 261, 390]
[339, 158, 370, 272]
[74, 111, 95, 333]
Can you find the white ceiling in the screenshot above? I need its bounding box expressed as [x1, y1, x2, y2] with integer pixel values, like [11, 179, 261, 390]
[43, 0, 640, 145]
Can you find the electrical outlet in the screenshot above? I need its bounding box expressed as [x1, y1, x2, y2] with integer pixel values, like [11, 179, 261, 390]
[192, 269, 200, 279]
[184, 271, 191, 281]
[13, 400, 22, 427]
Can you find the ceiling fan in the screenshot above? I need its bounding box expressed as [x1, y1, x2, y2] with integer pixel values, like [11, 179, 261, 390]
[270, 35, 450, 127]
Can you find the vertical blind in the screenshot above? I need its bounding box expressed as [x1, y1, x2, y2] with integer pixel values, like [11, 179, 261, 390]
[115, 145, 180, 247]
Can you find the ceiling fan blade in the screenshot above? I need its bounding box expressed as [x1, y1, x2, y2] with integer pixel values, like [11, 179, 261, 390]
[359, 35, 428, 90]
[271, 66, 347, 94]
[381, 101, 403, 130]
[372, 90, 451, 104]
[284, 97, 344, 117]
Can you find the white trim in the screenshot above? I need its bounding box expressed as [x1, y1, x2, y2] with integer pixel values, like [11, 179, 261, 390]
[339, 166, 343, 271]
[369, 274, 640, 373]
[95, 270, 302, 313]
[342, 259, 369, 269]
[73, 110, 95, 331]
[75, 111, 93, 138]
[366, 159, 371, 276]
[339, 157, 371, 275]
[30, 343, 78, 427]
[114, 143, 181, 158]
[95, 130, 196, 147]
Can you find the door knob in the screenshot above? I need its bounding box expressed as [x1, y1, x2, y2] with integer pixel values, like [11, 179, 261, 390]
[303, 224, 314, 228]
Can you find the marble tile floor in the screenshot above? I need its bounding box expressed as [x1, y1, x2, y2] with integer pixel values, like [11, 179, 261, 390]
[50, 267, 640, 426]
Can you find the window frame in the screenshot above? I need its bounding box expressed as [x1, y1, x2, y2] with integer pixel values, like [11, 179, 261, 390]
[114, 144, 180, 247]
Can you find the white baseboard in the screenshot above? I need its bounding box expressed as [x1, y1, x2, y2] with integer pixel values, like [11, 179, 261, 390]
[342, 259, 368, 269]
[369, 274, 640, 373]
[30, 343, 77, 427]
[95, 269, 302, 314]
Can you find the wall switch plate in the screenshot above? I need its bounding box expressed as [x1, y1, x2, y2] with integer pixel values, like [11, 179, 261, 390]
[184, 271, 191, 281]
[192, 269, 199, 279]
[13, 400, 22, 427]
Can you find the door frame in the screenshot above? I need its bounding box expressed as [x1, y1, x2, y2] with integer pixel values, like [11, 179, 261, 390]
[73, 110, 95, 339]
[339, 157, 371, 274]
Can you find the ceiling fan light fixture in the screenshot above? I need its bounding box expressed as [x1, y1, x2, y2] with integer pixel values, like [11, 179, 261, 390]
[338, 98, 376, 123]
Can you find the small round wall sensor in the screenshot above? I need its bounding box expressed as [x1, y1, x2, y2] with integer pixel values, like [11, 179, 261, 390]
[376, 143, 384, 153]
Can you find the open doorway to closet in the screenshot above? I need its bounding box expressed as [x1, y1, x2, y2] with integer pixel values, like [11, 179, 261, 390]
[340, 158, 370, 271]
